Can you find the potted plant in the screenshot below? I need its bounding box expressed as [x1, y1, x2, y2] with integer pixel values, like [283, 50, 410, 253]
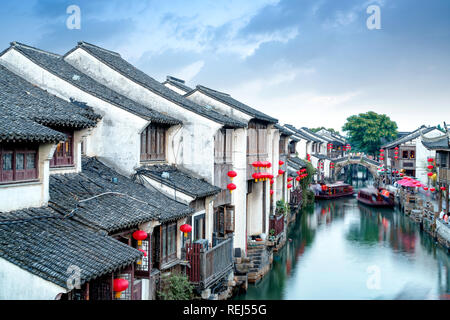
[275, 200, 289, 216]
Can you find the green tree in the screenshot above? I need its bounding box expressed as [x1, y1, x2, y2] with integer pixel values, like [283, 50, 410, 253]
[342, 111, 398, 156]
[158, 272, 194, 300]
[310, 127, 341, 135]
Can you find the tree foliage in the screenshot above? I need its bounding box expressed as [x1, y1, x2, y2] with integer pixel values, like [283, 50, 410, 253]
[310, 127, 340, 135]
[301, 160, 316, 207]
[342, 111, 398, 155]
[158, 272, 194, 300]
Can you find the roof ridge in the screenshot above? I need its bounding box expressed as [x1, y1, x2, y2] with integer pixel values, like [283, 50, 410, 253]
[197, 85, 230, 96]
[77, 41, 121, 57]
[11, 41, 61, 58]
[166, 75, 185, 84]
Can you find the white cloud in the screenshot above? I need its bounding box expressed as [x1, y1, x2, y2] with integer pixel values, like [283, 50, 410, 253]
[176, 60, 205, 82]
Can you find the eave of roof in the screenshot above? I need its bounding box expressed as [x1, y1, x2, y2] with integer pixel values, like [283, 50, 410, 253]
[71, 42, 245, 128]
[7, 42, 181, 126]
[193, 85, 278, 124]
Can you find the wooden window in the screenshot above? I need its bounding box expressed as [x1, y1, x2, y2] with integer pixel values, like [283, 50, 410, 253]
[409, 150, 415, 159]
[288, 141, 296, 154]
[161, 222, 177, 265]
[214, 129, 233, 164]
[193, 214, 205, 241]
[247, 121, 268, 159]
[279, 136, 287, 155]
[50, 131, 74, 167]
[402, 150, 409, 159]
[214, 205, 235, 237]
[0, 144, 38, 183]
[134, 233, 151, 279]
[140, 124, 167, 162]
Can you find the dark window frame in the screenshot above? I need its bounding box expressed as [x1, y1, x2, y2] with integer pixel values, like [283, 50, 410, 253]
[140, 123, 168, 162]
[0, 144, 39, 184]
[50, 131, 74, 168]
[161, 222, 177, 265]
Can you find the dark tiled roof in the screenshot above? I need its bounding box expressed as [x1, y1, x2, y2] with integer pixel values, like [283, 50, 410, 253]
[0, 64, 99, 129]
[71, 42, 245, 128]
[311, 154, 330, 160]
[194, 85, 278, 124]
[0, 207, 142, 289]
[421, 134, 450, 150]
[0, 112, 66, 143]
[301, 127, 332, 142]
[284, 124, 320, 142]
[162, 76, 192, 93]
[288, 157, 308, 168]
[49, 157, 193, 232]
[274, 124, 293, 136]
[8, 42, 180, 125]
[137, 165, 222, 198]
[382, 126, 436, 149]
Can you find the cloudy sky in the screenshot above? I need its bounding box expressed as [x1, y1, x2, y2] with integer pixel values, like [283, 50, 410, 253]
[1, 0, 449, 132]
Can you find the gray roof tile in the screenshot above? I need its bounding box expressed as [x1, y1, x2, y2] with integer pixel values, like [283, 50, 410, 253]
[0, 207, 142, 289]
[9, 42, 181, 125]
[137, 165, 222, 199]
[71, 42, 245, 128]
[194, 85, 278, 124]
[49, 157, 193, 232]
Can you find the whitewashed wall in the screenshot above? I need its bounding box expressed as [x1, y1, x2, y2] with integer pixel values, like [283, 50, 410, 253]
[0, 258, 66, 300]
[64, 48, 222, 183]
[0, 143, 55, 212]
[0, 49, 148, 176]
[163, 82, 189, 95]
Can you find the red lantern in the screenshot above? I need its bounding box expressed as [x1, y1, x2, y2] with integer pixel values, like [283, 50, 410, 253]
[133, 230, 148, 246]
[287, 177, 293, 182]
[296, 176, 300, 182]
[287, 184, 292, 189]
[394, 156, 398, 160]
[138, 249, 147, 257]
[252, 172, 261, 182]
[270, 179, 274, 185]
[270, 190, 274, 195]
[227, 183, 237, 193]
[227, 171, 237, 180]
[113, 279, 129, 298]
[278, 169, 285, 175]
[321, 185, 328, 191]
[380, 153, 385, 157]
[180, 224, 192, 238]
[279, 160, 284, 166]
[427, 158, 434, 163]
[394, 147, 399, 150]
[380, 149, 385, 153]
[441, 187, 447, 191]
[427, 165, 433, 170]
[430, 187, 436, 192]
[268, 174, 274, 180]
[423, 187, 429, 191]
[380, 157, 384, 161]
[427, 172, 433, 177]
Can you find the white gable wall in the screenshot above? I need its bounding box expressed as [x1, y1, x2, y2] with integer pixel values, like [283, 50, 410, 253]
[0, 49, 148, 176]
[64, 48, 221, 182]
[0, 258, 66, 300]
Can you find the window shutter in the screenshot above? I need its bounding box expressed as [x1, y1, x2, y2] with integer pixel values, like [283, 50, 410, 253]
[224, 206, 235, 233]
[134, 233, 151, 279]
[225, 129, 233, 163]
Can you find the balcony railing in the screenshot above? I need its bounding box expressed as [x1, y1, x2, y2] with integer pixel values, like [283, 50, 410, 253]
[269, 214, 284, 238]
[184, 237, 234, 289]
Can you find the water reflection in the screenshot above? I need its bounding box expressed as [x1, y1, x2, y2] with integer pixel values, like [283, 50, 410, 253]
[236, 198, 450, 300]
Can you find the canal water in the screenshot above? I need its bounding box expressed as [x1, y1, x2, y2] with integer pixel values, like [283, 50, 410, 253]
[237, 179, 450, 300]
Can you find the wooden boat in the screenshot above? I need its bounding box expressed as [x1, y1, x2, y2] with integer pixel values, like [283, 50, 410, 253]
[315, 182, 354, 200]
[357, 187, 395, 208]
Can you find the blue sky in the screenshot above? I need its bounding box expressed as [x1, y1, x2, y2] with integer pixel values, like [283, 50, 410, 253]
[1, 0, 449, 132]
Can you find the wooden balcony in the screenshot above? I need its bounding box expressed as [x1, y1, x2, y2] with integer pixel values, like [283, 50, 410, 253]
[289, 187, 303, 209]
[269, 214, 284, 238]
[184, 237, 234, 289]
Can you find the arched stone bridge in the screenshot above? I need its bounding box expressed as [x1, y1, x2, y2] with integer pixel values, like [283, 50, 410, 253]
[332, 156, 380, 179]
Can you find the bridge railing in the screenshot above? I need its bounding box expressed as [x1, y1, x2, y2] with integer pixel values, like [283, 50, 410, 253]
[332, 156, 379, 166]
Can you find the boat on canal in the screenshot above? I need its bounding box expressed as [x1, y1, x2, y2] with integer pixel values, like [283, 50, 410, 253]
[315, 182, 354, 200]
[357, 187, 395, 208]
